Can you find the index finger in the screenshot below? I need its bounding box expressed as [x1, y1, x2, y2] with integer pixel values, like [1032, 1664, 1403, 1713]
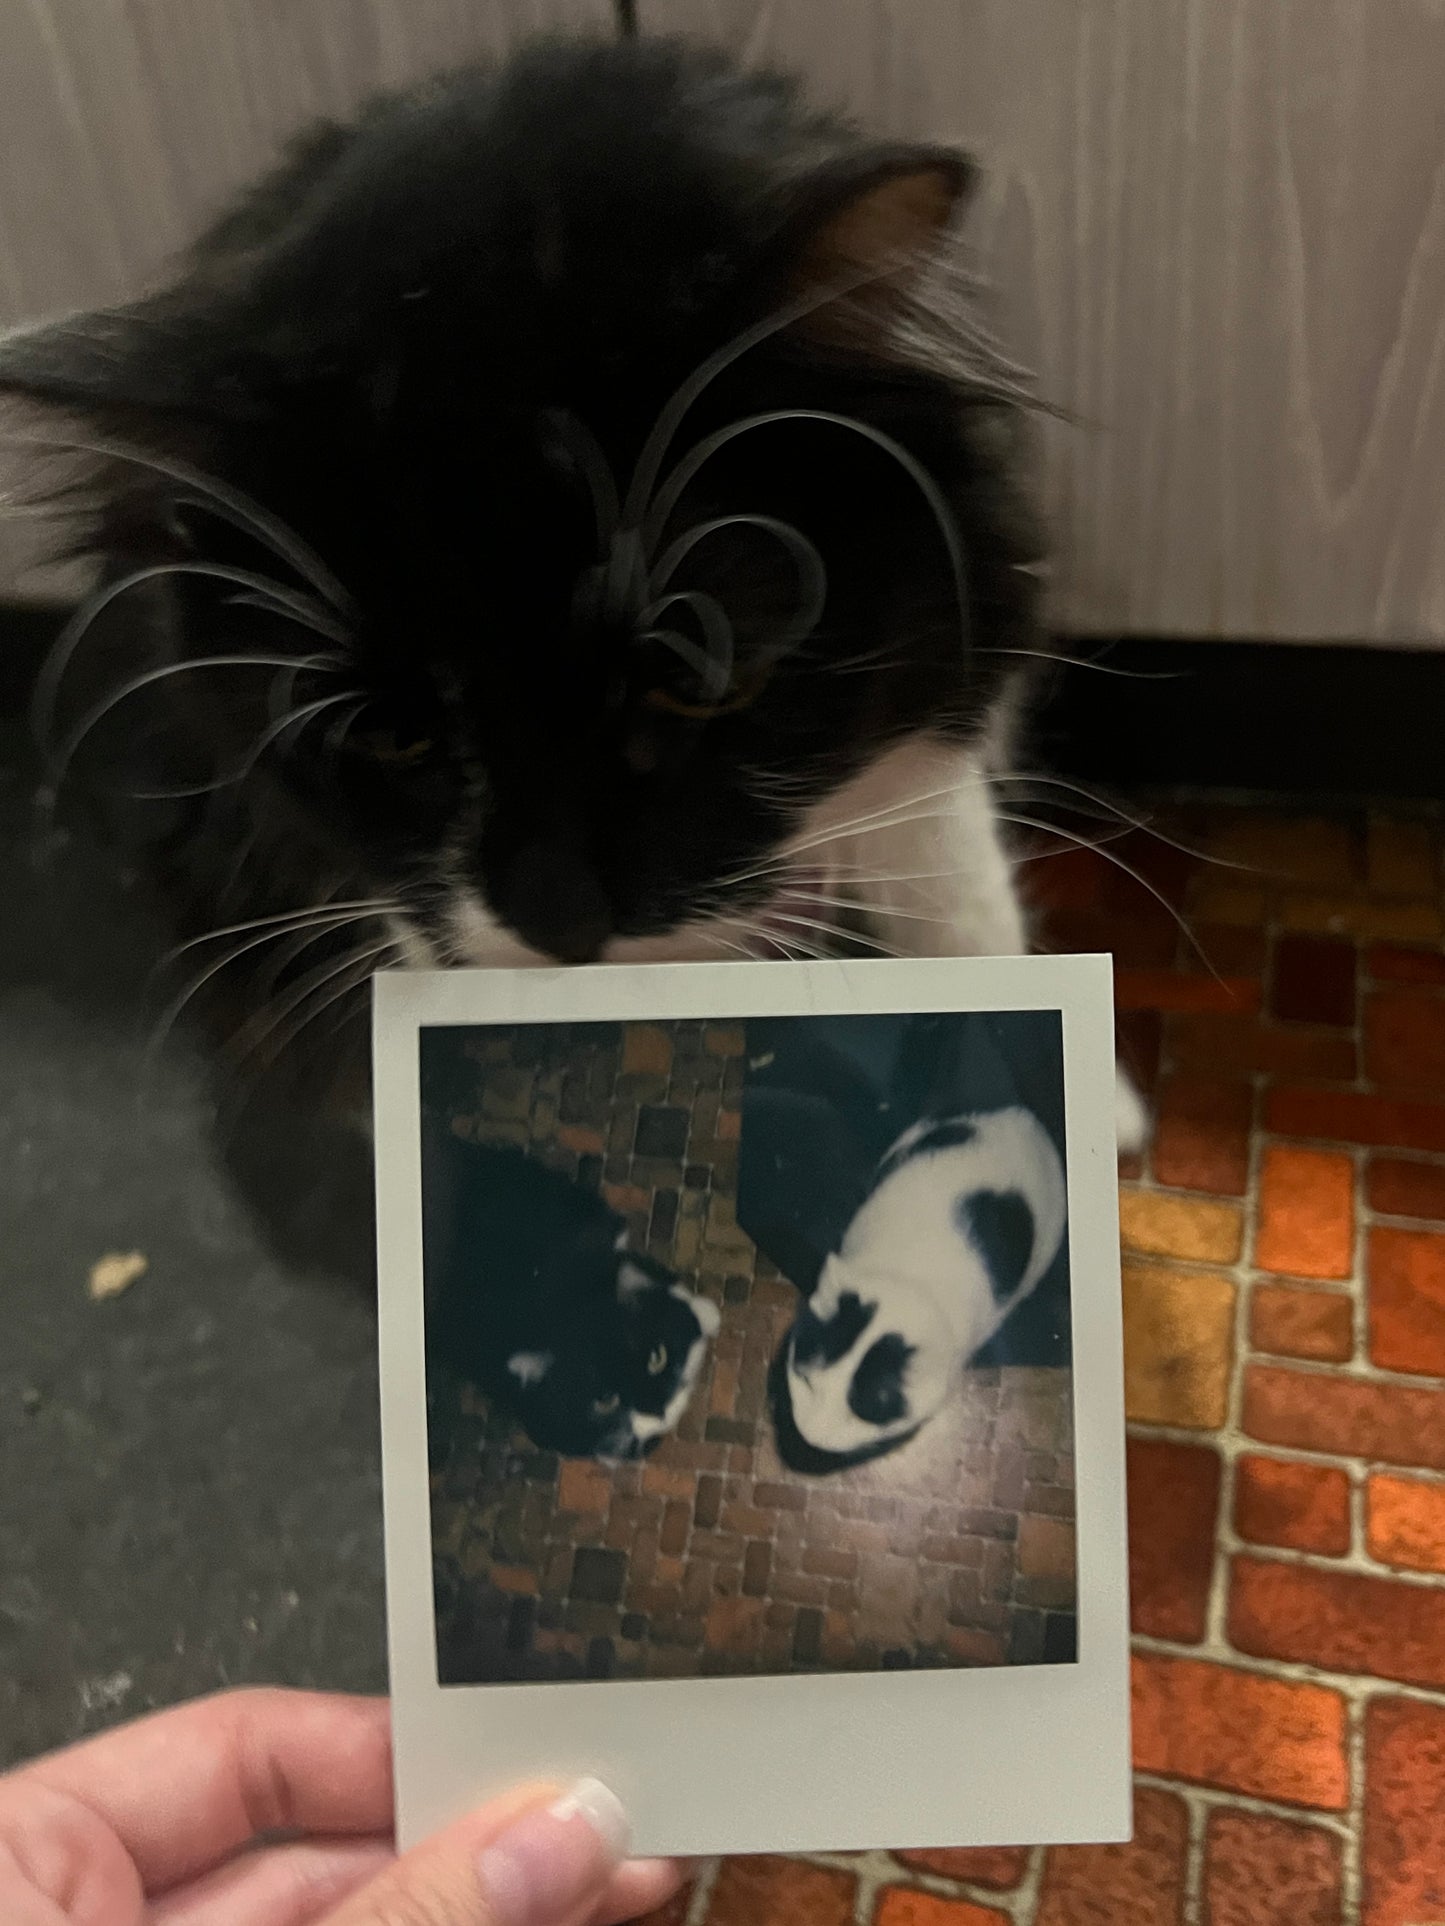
[11, 1688, 393, 1892]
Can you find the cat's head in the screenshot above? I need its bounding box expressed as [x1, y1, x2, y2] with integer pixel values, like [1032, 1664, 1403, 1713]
[504, 1242, 720, 1461]
[1, 37, 1042, 967]
[777, 1252, 954, 1467]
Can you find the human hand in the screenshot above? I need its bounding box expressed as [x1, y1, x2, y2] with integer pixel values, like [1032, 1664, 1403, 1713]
[0, 1687, 685, 1926]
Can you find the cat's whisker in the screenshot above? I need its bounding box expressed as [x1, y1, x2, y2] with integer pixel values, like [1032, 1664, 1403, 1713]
[4, 434, 355, 615]
[161, 895, 398, 963]
[754, 905, 906, 958]
[147, 904, 392, 1067]
[31, 560, 344, 754]
[779, 888, 957, 928]
[644, 410, 969, 661]
[995, 810, 1220, 979]
[993, 772, 1259, 874]
[224, 590, 352, 647]
[228, 936, 400, 1073]
[128, 689, 364, 800]
[47, 651, 341, 798]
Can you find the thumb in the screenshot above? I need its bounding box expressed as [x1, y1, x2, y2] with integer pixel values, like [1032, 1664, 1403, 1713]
[320, 1778, 630, 1926]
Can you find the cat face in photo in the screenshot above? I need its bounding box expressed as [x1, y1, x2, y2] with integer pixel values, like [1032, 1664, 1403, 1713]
[1, 39, 1041, 983]
[503, 1240, 721, 1461]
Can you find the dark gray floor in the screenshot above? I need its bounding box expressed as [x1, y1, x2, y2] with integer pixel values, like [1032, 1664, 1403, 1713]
[0, 710, 387, 1769]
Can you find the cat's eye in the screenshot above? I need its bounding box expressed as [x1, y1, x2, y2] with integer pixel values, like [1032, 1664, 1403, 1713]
[647, 1344, 669, 1376]
[592, 1392, 621, 1416]
[351, 724, 435, 766]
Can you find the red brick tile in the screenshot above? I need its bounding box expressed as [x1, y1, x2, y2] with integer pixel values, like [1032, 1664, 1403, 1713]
[1367, 1473, 1445, 1574]
[488, 1564, 538, 1593]
[1153, 1077, 1252, 1195]
[1271, 936, 1358, 1028]
[1126, 1437, 1221, 1642]
[622, 1024, 673, 1075]
[1234, 1455, 1352, 1555]
[1123, 1263, 1237, 1428]
[557, 1461, 611, 1514]
[1281, 895, 1441, 945]
[1255, 1148, 1356, 1280]
[1366, 1155, 1445, 1221]
[1243, 1364, 1445, 1472]
[1368, 1225, 1445, 1374]
[1367, 943, 1445, 986]
[1117, 971, 1261, 1015]
[1362, 1698, 1445, 1926]
[891, 1849, 1027, 1891]
[1265, 1086, 1445, 1154]
[1202, 1810, 1342, 1926]
[1180, 922, 1269, 978]
[1035, 1787, 1188, 1926]
[1365, 989, 1445, 1094]
[873, 1892, 1008, 1926]
[1250, 1286, 1354, 1363]
[1229, 1554, 1445, 1689]
[1188, 878, 1271, 926]
[1028, 845, 1112, 913]
[1208, 814, 1361, 888]
[556, 1123, 606, 1154]
[1168, 1014, 1355, 1082]
[1047, 904, 1179, 970]
[1131, 1652, 1348, 1808]
[1120, 1190, 1244, 1264]
[705, 1857, 855, 1926]
[1366, 818, 1438, 897]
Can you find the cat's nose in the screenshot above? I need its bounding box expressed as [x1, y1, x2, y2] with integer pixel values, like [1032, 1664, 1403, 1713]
[492, 842, 614, 964]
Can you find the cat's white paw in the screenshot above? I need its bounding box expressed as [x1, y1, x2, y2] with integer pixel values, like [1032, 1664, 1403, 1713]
[1115, 1065, 1149, 1158]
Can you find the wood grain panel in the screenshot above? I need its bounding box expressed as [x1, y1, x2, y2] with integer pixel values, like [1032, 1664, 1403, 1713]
[641, 0, 1445, 644]
[0, 0, 613, 595]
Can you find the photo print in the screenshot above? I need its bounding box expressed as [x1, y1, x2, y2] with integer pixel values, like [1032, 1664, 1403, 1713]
[420, 1006, 1078, 1688]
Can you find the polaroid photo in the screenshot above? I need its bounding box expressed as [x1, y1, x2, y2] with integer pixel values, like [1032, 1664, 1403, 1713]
[374, 953, 1130, 1859]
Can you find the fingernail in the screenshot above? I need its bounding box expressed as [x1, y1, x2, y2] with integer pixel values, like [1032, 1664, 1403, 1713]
[478, 1779, 630, 1925]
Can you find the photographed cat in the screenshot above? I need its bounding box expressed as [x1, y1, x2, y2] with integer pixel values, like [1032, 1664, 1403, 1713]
[0, 34, 1143, 1150]
[777, 1106, 1068, 1469]
[424, 1137, 719, 1459]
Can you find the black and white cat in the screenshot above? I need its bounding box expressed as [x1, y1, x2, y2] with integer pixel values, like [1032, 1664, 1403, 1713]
[1, 35, 1143, 1151]
[779, 1106, 1067, 1468]
[424, 1138, 719, 1460]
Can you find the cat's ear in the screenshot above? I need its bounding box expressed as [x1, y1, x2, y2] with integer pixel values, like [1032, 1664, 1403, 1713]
[0, 294, 259, 450]
[783, 146, 976, 348]
[617, 1261, 653, 1303]
[507, 1350, 554, 1387]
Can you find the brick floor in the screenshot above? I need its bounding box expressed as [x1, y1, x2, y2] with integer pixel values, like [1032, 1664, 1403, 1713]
[429, 1019, 1076, 1685]
[634, 804, 1445, 1926]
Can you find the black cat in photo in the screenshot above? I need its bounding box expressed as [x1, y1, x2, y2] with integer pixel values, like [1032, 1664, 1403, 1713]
[424, 1136, 719, 1460]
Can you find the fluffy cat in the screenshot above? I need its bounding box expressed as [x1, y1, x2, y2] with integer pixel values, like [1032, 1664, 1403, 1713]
[1, 35, 1143, 1148]
[424, 1136, 719, 1459]
[778, 1106, 1068, 1468]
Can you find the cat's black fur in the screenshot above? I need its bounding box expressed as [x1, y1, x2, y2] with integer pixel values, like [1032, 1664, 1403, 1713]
[423, 1136, 718, 1459]
[0, 35, 1044, 1119]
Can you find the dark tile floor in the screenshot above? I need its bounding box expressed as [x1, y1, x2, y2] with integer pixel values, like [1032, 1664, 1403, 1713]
[0, 715, 386, 1767]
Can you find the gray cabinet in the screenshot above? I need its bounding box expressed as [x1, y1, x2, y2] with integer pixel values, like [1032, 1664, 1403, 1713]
[4, 0, 1444, 645]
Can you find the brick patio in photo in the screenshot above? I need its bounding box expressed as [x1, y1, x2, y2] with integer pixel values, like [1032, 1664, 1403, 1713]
[428, 1019, 1078, 1685]
[632, 805, 1445, 1926]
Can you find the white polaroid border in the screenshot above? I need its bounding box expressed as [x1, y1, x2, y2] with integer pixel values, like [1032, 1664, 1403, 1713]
[374, 954, 1130, 1858]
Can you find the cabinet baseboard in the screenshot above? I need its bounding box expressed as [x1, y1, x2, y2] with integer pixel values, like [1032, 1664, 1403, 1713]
[1035, 638, 1445, 803]
[2, 603, 1441, 801]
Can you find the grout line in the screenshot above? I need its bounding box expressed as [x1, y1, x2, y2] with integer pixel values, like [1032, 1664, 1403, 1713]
[1131, 1631, 1445, 1710]
[1180, 1792, 1209, 1926]
[684, 1857, 719, 1926]
[1132, 1772, 1351, 1839]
